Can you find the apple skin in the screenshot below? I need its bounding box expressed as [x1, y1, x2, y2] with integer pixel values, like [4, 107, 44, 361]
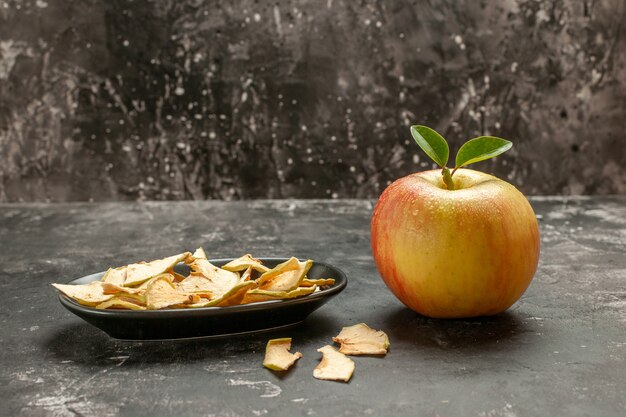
[371, 168, 540, 318]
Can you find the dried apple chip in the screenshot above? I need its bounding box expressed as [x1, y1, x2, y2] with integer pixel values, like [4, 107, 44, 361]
[188, 281, 256, 307]
[222, 254, 269, 273]
[300, 278, 335, 288]
[191, 247, 207, 260]
[240, 286, 316, 304]
[184, 271, 240, 300]
[170, 270, 187, 283]
[332, 323, 390, 356]
[55, 253, 325, 310]
[100, 282, 143, 295]
[240, 266, 254, 282]
[96, 298, 146, 310]
[313, 345, 355, 382]
[183, 259, 257, 307]
[124, 252, 190, 287]
[113, 293, 146, 306]
[214, 281, 256, 306]
[177, 274, 215, 294]
[189, 259, 240, 289]
[52, 282, 115, 306]
[175, 275, 214, 300]
[256, 257, 313, 292]
[134, 276, 159, 291]
[101, 267, 127, 286]
[145, 275, 200, 309]
[263, 338, 302, 371]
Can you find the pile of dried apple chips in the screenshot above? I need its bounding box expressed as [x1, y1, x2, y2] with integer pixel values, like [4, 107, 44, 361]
[263, 323, 390, 382]
[52, 249, 334, 310]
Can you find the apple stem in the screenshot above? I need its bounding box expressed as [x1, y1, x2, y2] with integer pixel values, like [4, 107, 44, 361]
[442, 167, 455, 190]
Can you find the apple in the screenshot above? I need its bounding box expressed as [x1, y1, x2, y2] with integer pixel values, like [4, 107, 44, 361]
[370, 126, 540, 318]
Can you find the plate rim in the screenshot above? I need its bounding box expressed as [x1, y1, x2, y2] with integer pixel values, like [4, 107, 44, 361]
[57, 257, 347, 318]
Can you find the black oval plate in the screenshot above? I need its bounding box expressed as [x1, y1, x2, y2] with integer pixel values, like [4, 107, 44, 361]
[57, 258, 347, 341]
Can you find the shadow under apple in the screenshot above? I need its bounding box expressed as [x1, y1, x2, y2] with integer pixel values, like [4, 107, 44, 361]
[380, 306, 529, 353]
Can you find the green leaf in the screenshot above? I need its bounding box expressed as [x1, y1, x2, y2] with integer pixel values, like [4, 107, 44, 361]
[410, 125, 449, 168]
[455, 136, 512, 168]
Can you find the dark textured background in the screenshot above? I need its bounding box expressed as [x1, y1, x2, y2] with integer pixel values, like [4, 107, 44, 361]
[0, 0, 624, 202]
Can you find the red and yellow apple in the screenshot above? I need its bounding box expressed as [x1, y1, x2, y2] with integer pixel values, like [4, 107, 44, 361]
[371, 168, 540, 318]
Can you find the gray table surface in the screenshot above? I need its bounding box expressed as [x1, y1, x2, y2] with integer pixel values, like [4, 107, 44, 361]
[0, 197, 624, 417]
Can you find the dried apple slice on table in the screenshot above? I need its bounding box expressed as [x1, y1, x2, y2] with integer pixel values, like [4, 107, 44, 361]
[263, 338, 302, 371]
[332, 323, 390, 355]
[313, 345, 355, 382]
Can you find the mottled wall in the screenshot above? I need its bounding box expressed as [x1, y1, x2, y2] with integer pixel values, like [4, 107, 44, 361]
[0, 0, 624, 202]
